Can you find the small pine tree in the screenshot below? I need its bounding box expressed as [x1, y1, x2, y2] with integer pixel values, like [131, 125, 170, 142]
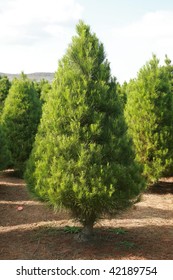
[0, 75, 11, 114]
[25, 21, 145, 239]
[1, 74, 41, 175]
[125, 55, 173, 183]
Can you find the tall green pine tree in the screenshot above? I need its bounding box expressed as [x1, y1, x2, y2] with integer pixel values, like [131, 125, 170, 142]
[125, 55, 173, 183]
[25, 21, 145, 239]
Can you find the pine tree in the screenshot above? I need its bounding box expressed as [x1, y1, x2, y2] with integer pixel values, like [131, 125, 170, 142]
[0, 75, 11, 114]
[1, 74, 41, 175]
[125, 55, 173, 183]
[25, 21, 145, 239]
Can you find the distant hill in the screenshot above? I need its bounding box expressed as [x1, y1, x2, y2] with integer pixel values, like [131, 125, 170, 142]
[0, 72, 55, 82]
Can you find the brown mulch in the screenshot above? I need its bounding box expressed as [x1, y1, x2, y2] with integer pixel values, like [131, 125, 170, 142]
[0, 170, 173, 260]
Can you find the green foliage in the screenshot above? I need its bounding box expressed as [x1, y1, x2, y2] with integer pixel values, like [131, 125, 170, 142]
[118, 82, 128, 108]
[116, 241, 136, 249]
[1, 74, 41, 175]
[125, 55, 173, 183]
[34, 79, 52, 103]
[25, 21, 145, 231]
[0, 75, 11, 114]
[64, 226, 81, 234]
[109, 228, 127, 235]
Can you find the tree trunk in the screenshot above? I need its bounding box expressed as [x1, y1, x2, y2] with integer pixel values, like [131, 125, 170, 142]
[76, 223, 94, 242]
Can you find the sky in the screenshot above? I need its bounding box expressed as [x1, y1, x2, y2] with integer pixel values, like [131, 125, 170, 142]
[1, 0, 173, 83]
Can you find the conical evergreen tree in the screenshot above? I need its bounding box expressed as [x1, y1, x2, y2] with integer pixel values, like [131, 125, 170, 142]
[125, 55, 173, 183]
[1, 74, 41, 175]
[25, 21, 145, 239]
[0, 75, 11, 115]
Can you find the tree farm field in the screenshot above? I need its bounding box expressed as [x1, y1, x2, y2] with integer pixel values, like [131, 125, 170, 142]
[0, 169, 173, 260]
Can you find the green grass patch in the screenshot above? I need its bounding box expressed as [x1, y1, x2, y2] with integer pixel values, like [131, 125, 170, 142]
[109, 228, 127, 235]
[116, 240, 136, 249]
[63, 226, 81, 234]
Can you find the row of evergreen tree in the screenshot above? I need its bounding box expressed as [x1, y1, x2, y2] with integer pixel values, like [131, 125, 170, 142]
[0, 21, 173, 238]
[0, 73, 50, 174]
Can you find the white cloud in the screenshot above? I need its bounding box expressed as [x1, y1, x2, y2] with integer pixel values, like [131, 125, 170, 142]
[113, 11, 173, 39]
[0, 0, 83, 45]
[109, 11, 173, 83]
[5, 0, 83, 25]
[0, 0, 83, 73]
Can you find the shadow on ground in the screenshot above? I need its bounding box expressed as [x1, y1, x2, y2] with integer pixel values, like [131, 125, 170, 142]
[0, 224, 173, 260]
[148, 180, 173, 195]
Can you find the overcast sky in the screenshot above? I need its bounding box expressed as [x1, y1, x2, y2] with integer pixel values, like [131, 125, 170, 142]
[1, 0, 173, 83]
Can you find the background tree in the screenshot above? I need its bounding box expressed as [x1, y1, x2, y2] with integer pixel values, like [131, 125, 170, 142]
[1, 74, 41, 176]
[33, 79, 52, 103]
[0, 75, 11, 115]
[25, 21, 145, 240]
[125, 55, 173, 183]
[118, 81, 128, 108]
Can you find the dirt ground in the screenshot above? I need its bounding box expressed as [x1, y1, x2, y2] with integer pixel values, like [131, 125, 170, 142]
[0, 170, 173, 260]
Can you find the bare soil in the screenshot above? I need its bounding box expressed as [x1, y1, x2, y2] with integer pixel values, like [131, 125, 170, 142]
[0, 170, 173, 260]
